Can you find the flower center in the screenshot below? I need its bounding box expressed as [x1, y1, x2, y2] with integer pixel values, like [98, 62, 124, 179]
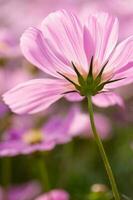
[22, 130, 44, 144]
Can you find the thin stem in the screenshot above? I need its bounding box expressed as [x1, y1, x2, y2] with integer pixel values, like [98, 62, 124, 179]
[87, 95, 120, 200]
[1, 157, 11, 200]
[36, 154, 50, 192]
[1, 157, 11, 188]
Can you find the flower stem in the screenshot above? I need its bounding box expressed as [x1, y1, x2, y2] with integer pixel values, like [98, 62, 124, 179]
[2, 157, 11, 188]
[87, 95, 120, 200]
[36, 154, 50, 192]
[1, 157, 11, 200]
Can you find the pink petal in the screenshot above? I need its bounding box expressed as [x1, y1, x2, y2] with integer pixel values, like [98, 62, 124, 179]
[105, 36, 133, 89]
[83, 25, 94, 65]
[3, 79, 72, 114]
[105, 70, 133, 89]
[35, 189, 69, 200]
[42, 111, 74, 144]
[105, 36, 133, 87]
[20, 27, 75, 79]
[68, 107, 111, 139]
[85, 12, 118, 75]
[68, 107, 89, 136]
[65, 92, 84, 102]
[94, 113, 111, 139]
[107, 36, 133, 72]
[9, 182, 41, 200]
[92, 92, 124, 108]
[41, 10, 88, 74]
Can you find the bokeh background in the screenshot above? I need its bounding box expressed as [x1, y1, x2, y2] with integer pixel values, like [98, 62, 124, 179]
[0, 0, 133, 199]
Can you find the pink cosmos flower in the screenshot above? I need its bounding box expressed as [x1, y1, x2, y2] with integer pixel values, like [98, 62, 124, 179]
[3, 10, 133, 114]
[0, 181, 41, 200]
[35, 189, 69, 200]
[0, 107, 74, 156]
[0, 105, 110, 156]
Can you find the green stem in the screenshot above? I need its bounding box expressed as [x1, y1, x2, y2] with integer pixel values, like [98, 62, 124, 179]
[36, 155, 50, 192]
[1, 157, 11, 200]
[1, 157, 11, 188]
[87, 95, 120, 200]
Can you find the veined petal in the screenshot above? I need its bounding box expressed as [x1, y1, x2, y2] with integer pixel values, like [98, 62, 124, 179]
[3, 79, 72, 114]
[65, 92, 84, 102]
[41, 10, 88, 74]
[92, 92, 124, 108]
[105, 68, 133, 89]
[105, 35, 133, 75]
[83, 25, 94, 65]
[85, 12, 118, 75]
[20, 27, 75, 79]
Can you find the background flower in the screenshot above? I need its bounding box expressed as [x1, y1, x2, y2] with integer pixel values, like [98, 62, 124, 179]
[35, 189, 69, 200]
[0, 181, 41, 200]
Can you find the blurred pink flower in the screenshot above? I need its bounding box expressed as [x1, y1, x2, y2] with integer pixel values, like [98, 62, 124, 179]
[105, 0, 133, 40]
[0, 0, 78, 58]
[0, 62, 32, 115]
[0, 107, 74, 156]
[35, 189, 69, 200]
[68, 107, 111, 139]
[0, 66, 31, 95]
[0, 104, 110, 156]
[0, 28, 20, 58]
[3, 10, 133, 114]
[79, 0, 105, 22]
[0, 0, 77, 35]
[0, 181, 41, 200]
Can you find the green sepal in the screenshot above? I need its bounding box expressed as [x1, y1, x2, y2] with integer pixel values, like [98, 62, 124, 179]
[57, 71, 79, 88]
[88, 56, 93, 77]
[71, 62, 85, 86]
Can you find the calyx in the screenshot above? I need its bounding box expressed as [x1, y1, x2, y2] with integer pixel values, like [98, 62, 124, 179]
[58, 57, 124, 96]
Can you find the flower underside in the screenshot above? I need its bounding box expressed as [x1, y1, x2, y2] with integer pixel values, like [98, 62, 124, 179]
[58, 57, 125, 97]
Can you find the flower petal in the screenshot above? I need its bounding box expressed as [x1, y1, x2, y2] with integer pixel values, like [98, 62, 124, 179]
[65, 92, 84, 102]
[92, 92, 124, 108]
[35, 190, 69, 200]
[3, 79, 72, 114]
[105, 70, 133, 89]
[107, 36, 133, 72]
[85, 12, 118, 75]
[83, 25, 94, 65]
[20, 27, 75, 79]
[68, 107, 111, 139]
[0, 140, 55, 156]
[68, 107, 89, 136]
[42, 109, 75, 144]
[105, 36, 133, 87]
[41, 10, 88, 74]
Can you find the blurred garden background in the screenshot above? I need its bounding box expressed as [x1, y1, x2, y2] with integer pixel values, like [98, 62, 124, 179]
[0, 0, 133, 199]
